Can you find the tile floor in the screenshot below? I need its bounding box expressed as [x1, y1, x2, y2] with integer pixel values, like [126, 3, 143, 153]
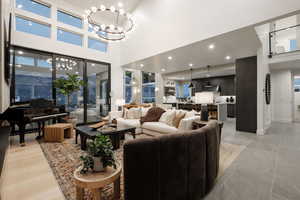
[205, 120, 300, 200]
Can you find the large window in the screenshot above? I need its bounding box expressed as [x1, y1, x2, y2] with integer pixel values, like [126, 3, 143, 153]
[124, 71, 133, 104]
[16, 0, 51, 18]
[295, 77, 300, 92]
[87, 62, 110, 120]
[57, 10, 82, 29]
[11, 47, 111, 124]
[142, 72, 155, 103]
[16, 16, 51, 38]
[88, 37, 107, 52]
[57, 29, 82, 46]
[14, 50, 52, 102]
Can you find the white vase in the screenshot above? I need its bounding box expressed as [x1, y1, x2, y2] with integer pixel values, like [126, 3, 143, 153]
[93, 157, 105, 172]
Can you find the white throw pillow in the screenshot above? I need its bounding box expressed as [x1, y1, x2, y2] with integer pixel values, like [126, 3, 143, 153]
[184, 110, 196, 118]
[127, 108, 141, 119]
[159, 110, 176, 126]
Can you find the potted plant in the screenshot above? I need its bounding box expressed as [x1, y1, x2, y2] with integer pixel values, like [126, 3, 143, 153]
[80, 134, 116, 173]
[54, 73, 84, 125]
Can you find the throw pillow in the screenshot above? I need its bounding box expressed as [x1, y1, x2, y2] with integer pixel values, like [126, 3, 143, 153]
[127, 108, 141, 119]
[172, 110, 186, 128]
[159, 110, 176, 126]
[140, 107, 166, 124]
[184, 110, 196, 118]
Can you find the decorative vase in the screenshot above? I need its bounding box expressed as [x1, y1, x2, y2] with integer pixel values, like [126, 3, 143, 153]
[92, 157, 106, 172]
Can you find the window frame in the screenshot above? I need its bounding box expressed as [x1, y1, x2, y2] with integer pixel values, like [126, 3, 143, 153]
[141, 71, 156, 103]
[124, 71, 133, 104]
[57, 27, 83, 46]
[15, 15, 51, 38]
[57, 9, 83, 29]
[15, 0, 51, 18]
[88, 37, 108, 53]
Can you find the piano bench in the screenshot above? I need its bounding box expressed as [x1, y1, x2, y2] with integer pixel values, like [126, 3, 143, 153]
[44, 123, 73, 143]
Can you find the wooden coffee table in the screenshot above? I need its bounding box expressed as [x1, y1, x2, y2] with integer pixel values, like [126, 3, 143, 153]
[74, 164, 122, 200]
[75, 124, 136, 150]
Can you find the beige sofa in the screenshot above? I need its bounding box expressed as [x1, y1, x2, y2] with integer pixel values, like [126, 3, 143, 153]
[108, 108, 200, 136]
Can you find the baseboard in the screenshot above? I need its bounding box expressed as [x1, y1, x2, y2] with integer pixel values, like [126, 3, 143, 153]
[256, 123, 271, 136]
[272, 119, 293, 123]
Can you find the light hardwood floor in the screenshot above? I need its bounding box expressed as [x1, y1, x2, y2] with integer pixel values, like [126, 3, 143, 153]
[1, 134, 65, 200]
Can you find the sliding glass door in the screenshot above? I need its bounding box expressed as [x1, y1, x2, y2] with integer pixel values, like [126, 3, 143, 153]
[10, 46, 111, 124]
[86, 62, 110, 121]
[54, 56, 85, 123]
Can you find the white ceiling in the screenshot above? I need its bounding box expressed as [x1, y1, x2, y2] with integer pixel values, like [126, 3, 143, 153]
[62, 0, 142, 13]
[122, 26, 261, 75]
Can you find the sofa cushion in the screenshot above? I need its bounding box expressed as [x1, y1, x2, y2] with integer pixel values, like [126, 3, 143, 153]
[142, 122, 178, 134]
[141, 107, 151, 117]
[140, 107, 165, 124]
[126, 108, 141, 119]
[184, 110, 196, 118]
[159, 110, 176, 126]
[172, 110, 186, 128]
[117, 118, 141, 129]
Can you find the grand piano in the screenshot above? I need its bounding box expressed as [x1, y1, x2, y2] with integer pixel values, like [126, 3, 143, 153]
[0, 99, 68, 146]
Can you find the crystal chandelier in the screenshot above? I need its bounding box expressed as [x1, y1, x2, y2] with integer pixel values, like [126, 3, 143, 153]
[83, 4, 134, 42]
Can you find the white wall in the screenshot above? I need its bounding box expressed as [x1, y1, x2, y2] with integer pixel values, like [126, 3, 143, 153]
[10, 0, 123, 111]
[255, 24, 272, 135]
[121, 0, 300, 65]
[0, 0, 11, 113]
[271, 69, 293, 123]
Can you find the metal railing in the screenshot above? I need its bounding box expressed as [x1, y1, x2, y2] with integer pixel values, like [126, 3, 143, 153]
[269, 24, 300, 57]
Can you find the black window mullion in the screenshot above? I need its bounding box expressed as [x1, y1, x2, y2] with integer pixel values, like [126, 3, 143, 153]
[52, 54, 56, 104]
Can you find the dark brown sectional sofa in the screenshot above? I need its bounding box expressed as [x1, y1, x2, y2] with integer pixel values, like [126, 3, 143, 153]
[123, 121, 221, 200]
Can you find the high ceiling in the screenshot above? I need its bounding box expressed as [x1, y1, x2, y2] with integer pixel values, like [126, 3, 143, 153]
[62, 0, 142, 13]
[122, 26, 261, 75]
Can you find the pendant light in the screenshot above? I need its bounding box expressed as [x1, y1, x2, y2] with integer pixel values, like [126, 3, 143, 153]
[188, 68, 194, 88]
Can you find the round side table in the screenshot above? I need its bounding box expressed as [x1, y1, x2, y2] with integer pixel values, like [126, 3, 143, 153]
[74, 164, 122, 200]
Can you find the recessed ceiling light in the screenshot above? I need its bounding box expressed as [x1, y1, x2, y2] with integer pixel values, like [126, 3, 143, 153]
[17, 4, 23, 8]
[140, 64, 144, 67]
[168, 56, 173, 60]
[118, 2, 123, 7]
[161, 68, 166, 72]
[225, 56, 231, 60]
[91, 63, 95, 66]
[189, 63, 193, 67]
[209, 44, 215, 49]
[18, 51, 23, 55]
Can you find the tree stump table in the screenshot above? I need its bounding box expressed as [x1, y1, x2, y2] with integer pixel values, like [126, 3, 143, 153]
[74, 164, 122, 200]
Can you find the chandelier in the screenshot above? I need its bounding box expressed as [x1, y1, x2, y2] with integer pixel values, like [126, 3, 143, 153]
[47, 58, 77, 71]
[83, 5, 134, 42]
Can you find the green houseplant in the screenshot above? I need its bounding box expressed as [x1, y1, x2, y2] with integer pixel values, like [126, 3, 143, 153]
[80, 134, 116, 173]
[53, 73, 85, 111]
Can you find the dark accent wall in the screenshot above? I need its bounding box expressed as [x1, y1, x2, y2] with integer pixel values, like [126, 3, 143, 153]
[193, 75, 236, 96]
[192, 75, 236, 117]
[236, 56, 257, 133]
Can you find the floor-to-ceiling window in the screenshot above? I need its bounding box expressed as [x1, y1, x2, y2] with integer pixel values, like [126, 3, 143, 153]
[14, 49, 52, 102]
[142, 72, 156, 103]
[54, 56, 85, 123]
[86, 62, 110, 120]
[124, 71, 133, 104]
[10, 46, 111, 123]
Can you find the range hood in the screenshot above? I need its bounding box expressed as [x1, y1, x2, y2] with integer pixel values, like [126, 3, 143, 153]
[202, 82, 220, 92]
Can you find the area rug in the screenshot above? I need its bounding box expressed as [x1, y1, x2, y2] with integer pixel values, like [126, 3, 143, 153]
[39, 135, 245, 200]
